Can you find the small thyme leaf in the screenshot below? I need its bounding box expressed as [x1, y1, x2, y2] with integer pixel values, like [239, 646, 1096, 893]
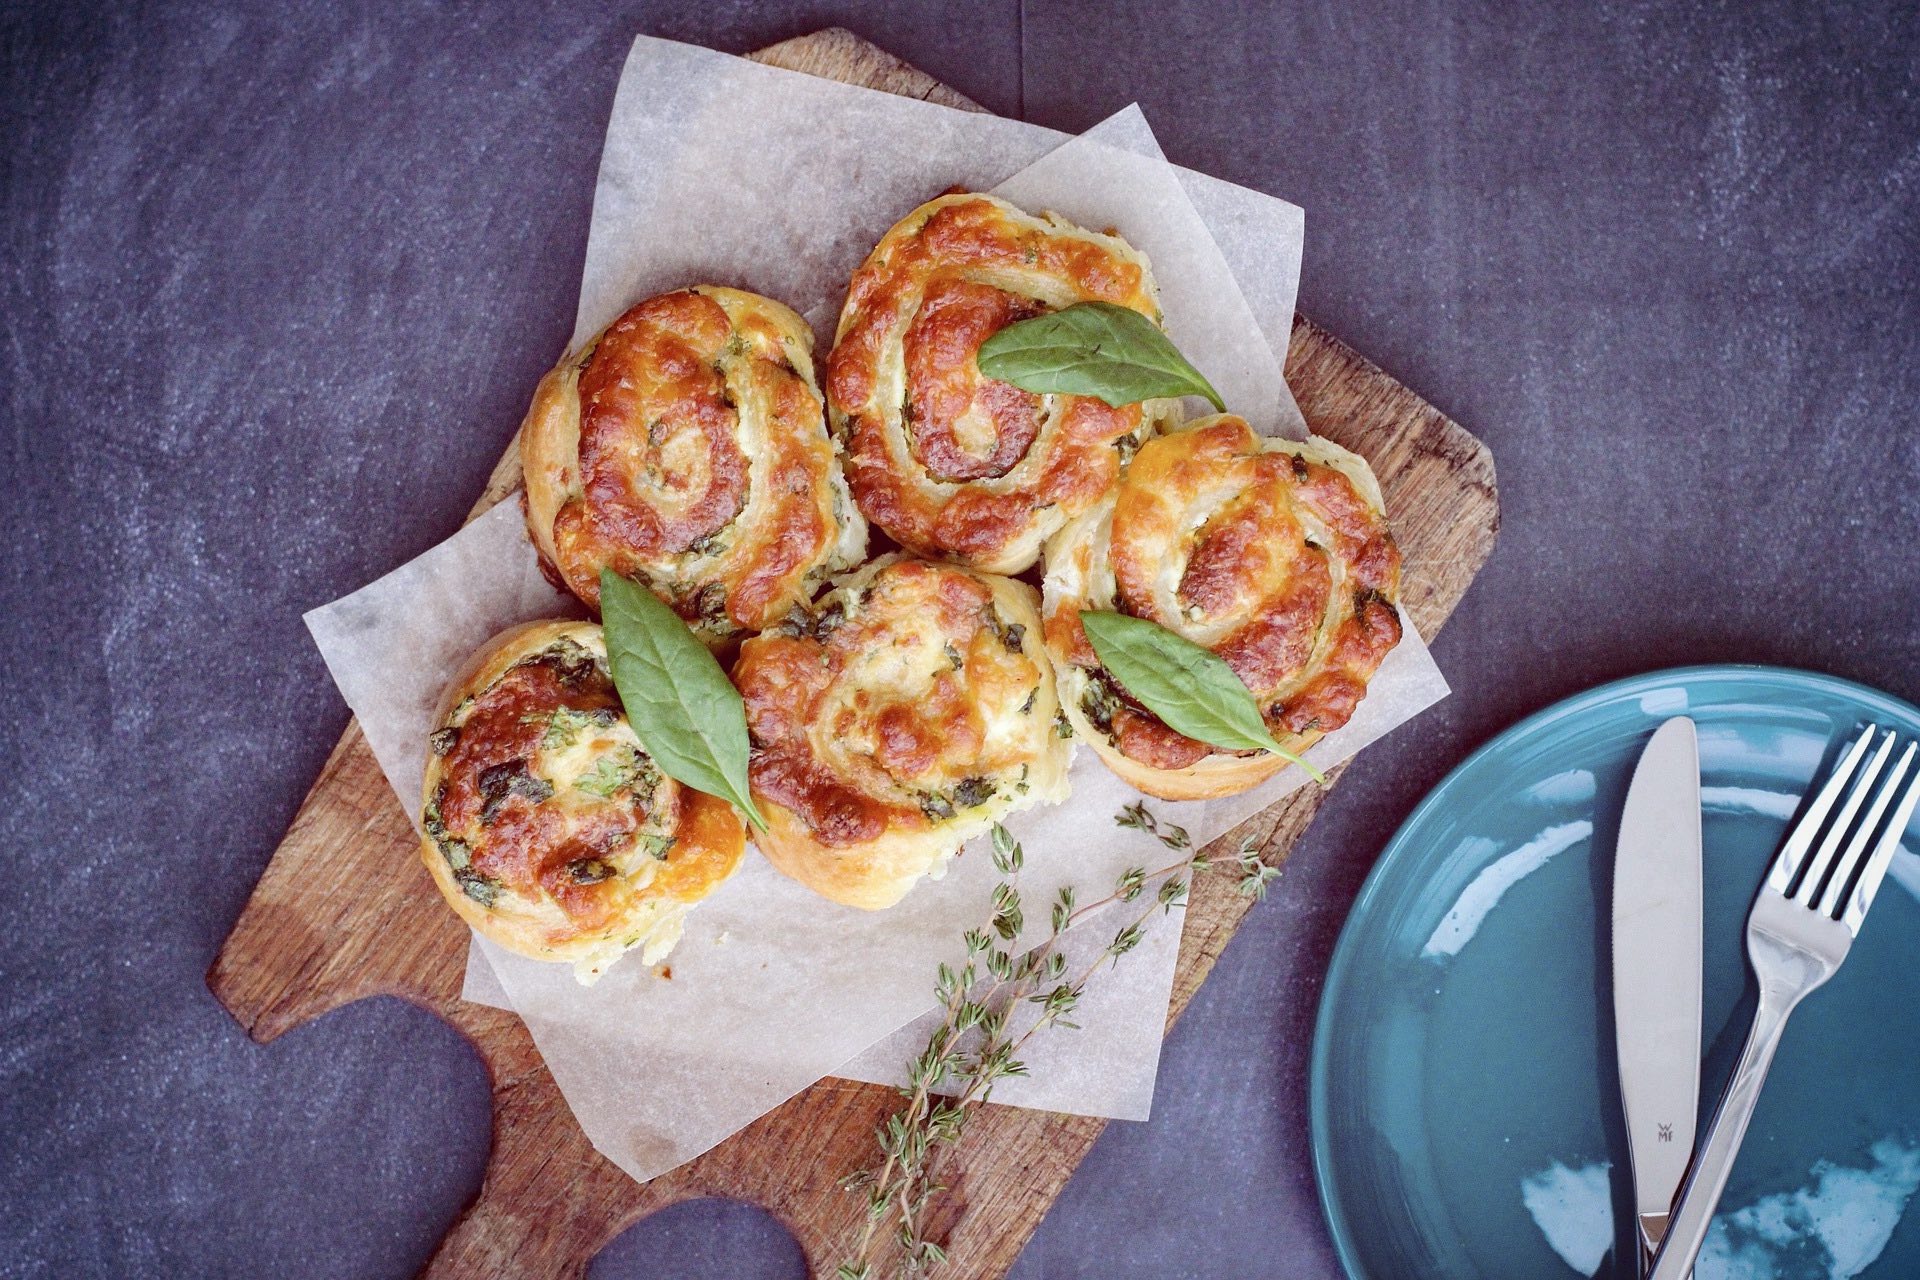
[1115, 800, 1191, 851]
[990, 824, 1019, 875]
[989, 883, 1023, 940]
[1237, 841, 1283, 899]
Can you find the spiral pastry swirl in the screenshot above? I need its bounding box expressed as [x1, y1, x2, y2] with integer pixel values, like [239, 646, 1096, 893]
[420, 621, 746, 982]
[1043, 415, 1403, 800]
[733, 554, 1071, 909]
[826, 193, 1175, 574]
[523, 286, 867, 645]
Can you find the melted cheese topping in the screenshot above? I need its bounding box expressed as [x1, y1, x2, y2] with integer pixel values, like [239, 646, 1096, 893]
[1043, 415, 1402, 777]
[421, 624, 745, 982]
[825, 193, 1177, 575]
[524, 286, 866, 645]
[733, 554, 1071, 908]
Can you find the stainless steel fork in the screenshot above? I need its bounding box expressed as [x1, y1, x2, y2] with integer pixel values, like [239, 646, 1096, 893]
[1648, 724, 1920, 1280]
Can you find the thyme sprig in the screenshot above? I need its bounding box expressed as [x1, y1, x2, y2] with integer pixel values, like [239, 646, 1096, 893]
[1118, 800, 1280, 899]
[837, 807, 1283, 1277]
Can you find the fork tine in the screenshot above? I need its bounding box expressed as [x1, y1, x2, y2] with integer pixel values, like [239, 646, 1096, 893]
[1789, 729, 1897, 905]
[1841, 747, 1920, 935]
[1768, 726, 1879, 894]
[1817, 739, 1916, 917]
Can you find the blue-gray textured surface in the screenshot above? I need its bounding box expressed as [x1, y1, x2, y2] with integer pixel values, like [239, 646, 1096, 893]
[1, 2, 1915, 1277]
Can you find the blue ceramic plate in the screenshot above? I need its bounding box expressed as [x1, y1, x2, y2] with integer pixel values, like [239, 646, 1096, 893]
[1311, 666, 1920, 1279]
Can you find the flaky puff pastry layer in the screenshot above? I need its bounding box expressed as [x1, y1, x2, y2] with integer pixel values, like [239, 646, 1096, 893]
[733, 554, 1071, 910]
[420, 620, 745, 983]
[523, 286, 867, 647]
[1042, 415, 1403, 801]
[826, 193, 1178, 575]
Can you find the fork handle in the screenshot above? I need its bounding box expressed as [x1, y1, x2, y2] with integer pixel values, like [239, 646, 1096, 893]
[1647, 991, 1796, 1280]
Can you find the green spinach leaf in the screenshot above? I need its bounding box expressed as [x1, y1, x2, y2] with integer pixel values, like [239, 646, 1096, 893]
[976, 302, 1224, 410]
[1078, 610, 1325, 783]
[601, 570, 767, 830]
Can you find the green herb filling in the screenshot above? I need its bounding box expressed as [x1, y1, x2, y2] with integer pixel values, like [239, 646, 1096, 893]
[478, 759, 555, 823]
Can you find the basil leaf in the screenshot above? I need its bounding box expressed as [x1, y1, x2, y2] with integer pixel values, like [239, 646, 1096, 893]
[600, 570, 767, 830]
[976, 302, 1224, 411]
[1078, 610, 1326, 784]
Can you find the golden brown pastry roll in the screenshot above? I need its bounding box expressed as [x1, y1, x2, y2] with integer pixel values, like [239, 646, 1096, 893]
[732, 554, 1071, 909]
[826, 192, 1176, 575]
[420, 620, 746, 982]
[522, 285, 867, 645]
[1043, 414, 1403, 801]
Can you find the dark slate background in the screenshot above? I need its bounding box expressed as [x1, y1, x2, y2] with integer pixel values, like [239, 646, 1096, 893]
[3, 1, 1916, 1276]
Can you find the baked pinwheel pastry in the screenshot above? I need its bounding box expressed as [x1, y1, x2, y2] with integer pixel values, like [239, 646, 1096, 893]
[826, 193, 1176, 575]
[522, 285, 867, 645]
[1043, 415, 1403, 800]
[420, 620, 746, 982]
[732, 554, 1071, 909]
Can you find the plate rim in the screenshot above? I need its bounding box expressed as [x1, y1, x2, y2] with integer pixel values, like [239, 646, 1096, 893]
[1307, 661, 1920, 1279]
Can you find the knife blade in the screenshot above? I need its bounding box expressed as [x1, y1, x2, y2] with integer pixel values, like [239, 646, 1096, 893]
[1612, 716, 1704, 1265]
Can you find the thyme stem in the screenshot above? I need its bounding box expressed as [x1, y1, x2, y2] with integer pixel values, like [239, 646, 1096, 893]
[837, 809, 1281, 1277]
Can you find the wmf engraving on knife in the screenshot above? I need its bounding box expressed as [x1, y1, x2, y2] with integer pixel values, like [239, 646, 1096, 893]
[1612, 716, 1704, 1263]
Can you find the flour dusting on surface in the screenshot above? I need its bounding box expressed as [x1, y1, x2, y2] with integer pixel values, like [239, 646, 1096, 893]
[1694, 1137, 1920, 1280]
[1519, 1139, 1920, 1279]
[1521, 1159, 1613, 1275]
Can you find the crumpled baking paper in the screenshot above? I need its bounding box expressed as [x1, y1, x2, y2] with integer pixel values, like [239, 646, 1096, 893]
[303, 34, 1449, 1183]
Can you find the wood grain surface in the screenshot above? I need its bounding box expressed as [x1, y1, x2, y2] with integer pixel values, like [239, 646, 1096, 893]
[207, 28, 1498, 1279]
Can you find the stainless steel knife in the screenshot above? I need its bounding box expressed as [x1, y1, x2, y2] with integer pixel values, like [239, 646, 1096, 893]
[1612, 716, 1704, 1269]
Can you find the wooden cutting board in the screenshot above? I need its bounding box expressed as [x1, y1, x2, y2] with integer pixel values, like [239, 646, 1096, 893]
[209, 28, 1499, 1279]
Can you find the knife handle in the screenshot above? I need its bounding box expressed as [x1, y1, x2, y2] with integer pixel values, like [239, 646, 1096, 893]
[1647, 990, 1796, 1280]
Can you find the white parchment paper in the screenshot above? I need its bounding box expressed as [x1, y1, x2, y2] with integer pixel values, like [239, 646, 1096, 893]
[573, 36, 1305, 434]
[303, 34, 1447, 1182]
[306, 501, 579, 828]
